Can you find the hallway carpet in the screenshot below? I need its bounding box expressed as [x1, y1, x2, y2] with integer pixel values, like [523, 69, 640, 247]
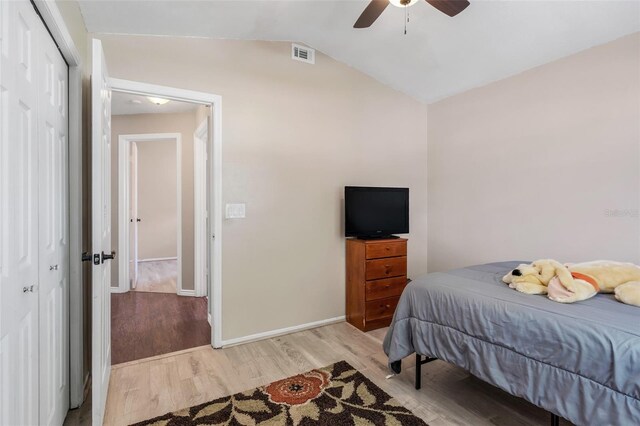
[111, 292, 211, 364]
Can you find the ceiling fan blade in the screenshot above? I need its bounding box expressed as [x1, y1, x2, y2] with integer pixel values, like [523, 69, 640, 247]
[426, 0, 470, 17]
[354, 0, 390, 28]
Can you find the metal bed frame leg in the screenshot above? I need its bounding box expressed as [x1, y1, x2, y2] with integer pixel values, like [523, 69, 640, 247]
[416, 356, 562, 425]
[415, 354, 421, 390]
[415, 353, 436, 390]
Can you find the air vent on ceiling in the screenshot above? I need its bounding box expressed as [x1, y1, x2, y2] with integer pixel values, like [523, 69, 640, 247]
[291, 43, 315, 64]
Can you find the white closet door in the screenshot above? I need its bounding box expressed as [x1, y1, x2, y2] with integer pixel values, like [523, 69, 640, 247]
[1, 1, 69, 424]
[37, 18, 69, 426]
[91, 38, 113, 426]
[0, 1, 42, 424]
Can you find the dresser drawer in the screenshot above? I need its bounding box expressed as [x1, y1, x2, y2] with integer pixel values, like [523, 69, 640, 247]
[365, 277, 407, 301]
[366, 241, 407, 259]
[365, 256, 407, 280]
[365, 296, 400, 321]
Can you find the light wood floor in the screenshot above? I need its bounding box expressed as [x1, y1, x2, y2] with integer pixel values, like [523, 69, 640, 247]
[132, 260, 177, 293]
[64, 322, 569, 426]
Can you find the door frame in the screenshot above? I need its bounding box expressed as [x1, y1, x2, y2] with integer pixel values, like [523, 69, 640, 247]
[31, 0, 85, 409]
[110, 78, 223, 348]
[193, 120, 208, 297]
[116, 132, 183, 295]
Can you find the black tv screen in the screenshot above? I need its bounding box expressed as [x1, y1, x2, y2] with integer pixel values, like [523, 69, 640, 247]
[345, 186, 409, 238]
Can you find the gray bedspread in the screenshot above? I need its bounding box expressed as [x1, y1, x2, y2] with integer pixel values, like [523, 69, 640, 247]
[383, 261, 640, 425]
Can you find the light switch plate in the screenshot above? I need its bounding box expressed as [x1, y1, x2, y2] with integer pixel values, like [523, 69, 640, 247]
[225, 203, 246, 219]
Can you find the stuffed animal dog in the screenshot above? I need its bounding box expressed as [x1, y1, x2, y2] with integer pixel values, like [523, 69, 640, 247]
[503, 260, 640, 307]
[502, 259, 562, 295]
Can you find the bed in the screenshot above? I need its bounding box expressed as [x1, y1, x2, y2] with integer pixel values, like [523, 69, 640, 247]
[383, 261, 640, 425]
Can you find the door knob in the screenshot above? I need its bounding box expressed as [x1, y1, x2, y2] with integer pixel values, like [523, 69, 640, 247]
[136, 218, 141, 222]
[81, 252, 93, 262]
[101, 251, 116, 263]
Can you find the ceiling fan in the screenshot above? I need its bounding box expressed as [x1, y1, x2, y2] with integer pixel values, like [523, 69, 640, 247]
[354, 0, 470, 28]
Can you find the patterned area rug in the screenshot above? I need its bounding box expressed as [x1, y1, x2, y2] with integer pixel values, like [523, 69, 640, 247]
[131, 360, 427, 425]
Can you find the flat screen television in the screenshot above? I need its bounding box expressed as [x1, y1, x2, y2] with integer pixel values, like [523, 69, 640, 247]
[345, 186, 409, 239]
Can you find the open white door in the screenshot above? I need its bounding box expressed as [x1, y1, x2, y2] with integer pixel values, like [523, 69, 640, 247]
[129, 143, 139, 288]
[91, 38, 113, 425]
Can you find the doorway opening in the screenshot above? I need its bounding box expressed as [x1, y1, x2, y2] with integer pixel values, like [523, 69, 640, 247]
[88, 55, 223, 421]
[117, 132, 182, 295]
[109, 91, 211, 364]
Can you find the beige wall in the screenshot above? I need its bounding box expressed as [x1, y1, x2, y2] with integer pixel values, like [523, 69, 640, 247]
[135, 139, 178, 260]
[110, 112, 198, 290]
[96, 35, 429, 341]
[427, 32, 640, 272]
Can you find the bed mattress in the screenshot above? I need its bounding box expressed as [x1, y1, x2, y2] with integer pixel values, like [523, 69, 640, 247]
[383, 261, 640, 425]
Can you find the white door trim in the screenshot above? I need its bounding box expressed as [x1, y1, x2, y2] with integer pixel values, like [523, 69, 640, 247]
[31, 0, 85, 409]
[111, 78, 223, 348]
[193, 119, 208, 297]
[110, 79, 223, 348]
[116, 133, 182, 295]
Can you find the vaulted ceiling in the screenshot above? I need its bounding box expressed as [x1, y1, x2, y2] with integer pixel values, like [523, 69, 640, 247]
[78, 0, 640, 103]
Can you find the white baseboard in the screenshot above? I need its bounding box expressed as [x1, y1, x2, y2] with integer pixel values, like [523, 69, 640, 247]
[177, 288, 197, 297]
[138, 256, 178, 263]
[110, 286, 128, 293]
[220, 316, 346, 348]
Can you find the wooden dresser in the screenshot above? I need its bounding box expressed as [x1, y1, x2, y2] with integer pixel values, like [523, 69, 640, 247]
[346, 238, 408, 331]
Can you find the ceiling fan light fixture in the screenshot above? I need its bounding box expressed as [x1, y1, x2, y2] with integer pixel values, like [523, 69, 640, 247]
[147, 96, 170, 106]
[389, 0, 419, 8]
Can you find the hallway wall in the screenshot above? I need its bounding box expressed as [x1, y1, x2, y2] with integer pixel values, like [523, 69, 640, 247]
[111, 111, 199, 291]
[135, 139, 179, 260]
